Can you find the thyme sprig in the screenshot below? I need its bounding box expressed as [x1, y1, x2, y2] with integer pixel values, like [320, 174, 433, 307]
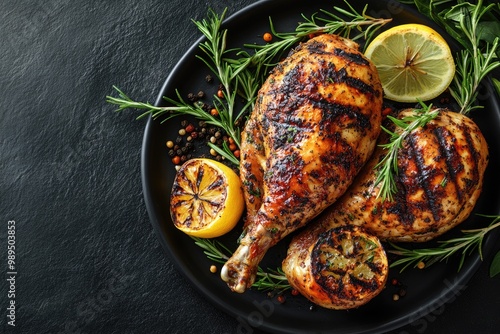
[389, 215, 500, 272]
[191, 236, 291, 293]
[373, 102, 440, 201]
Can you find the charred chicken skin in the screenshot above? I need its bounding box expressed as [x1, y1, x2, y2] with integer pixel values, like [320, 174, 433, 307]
[283, 108, 488, 309]
[221, 34, 383, 293]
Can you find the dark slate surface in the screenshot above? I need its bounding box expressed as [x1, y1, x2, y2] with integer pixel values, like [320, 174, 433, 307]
[1, 0, 499, 333]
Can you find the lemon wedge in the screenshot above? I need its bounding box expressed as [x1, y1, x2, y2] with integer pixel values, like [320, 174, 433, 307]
[364, 24, 455, 103]
[170, 158, 244, 238]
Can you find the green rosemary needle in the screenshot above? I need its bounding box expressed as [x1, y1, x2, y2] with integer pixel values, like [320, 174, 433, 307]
[389, 214, 500, 272]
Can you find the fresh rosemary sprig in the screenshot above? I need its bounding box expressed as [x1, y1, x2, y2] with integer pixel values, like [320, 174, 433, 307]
[389, 214, 500, 272]
[253, 267, 291, 293]
[191, 236, 291, 292]
[235, 1, 391, 74]
[373, 102, 440, 201]
[445, 1, 500, 114]
[191, 236, 232, 264]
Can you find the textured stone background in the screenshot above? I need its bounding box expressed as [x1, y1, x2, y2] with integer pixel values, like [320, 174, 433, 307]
[1, 0, 499, 333]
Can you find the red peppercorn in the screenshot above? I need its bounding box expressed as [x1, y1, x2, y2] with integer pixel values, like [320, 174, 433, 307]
[171, 156, 181, 165]
[276, 294, 286, 304]
[263, 32, 273, 42]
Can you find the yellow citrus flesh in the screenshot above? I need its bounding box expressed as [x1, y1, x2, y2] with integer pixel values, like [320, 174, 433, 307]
[170, 158, 244, 238]
[364, 24, 455, 103]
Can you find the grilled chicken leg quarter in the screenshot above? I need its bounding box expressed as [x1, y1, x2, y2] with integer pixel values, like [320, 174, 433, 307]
[221, 34, 383, 293]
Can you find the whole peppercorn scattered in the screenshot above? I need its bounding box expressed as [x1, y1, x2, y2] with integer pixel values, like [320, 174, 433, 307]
[166, 141, 174, 148]
[417, 261, 426, 269]
[197, 90, 205, 99]
[171, 156, 181, 165]
[291, 289, 299, 296]
[205, 75, 213, 83]
[263, 32, 273, 42]
[217, 89, 224, 99]
[276, 294, 286, 304]
[185, 124, 195, 133]
[187, 93, 197, 102]
[210, 265, 217, 273]
[233, 150, 240, 158]
[210, 108, 219, 116]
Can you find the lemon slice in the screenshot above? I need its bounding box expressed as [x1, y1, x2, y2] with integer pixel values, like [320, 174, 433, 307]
[364, 24, 455, 103]
[170, 158, 244, 238]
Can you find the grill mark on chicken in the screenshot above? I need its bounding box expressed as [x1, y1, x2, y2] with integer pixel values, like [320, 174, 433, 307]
[406, 133, 442, 222]
[322, 65, 377, 96]
[333, 47, 371, 66]
[434, 126, 463, 201]
[313, 99, 371, 130]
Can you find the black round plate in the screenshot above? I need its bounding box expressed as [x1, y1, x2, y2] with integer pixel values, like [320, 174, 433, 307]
[141, 1, 500, 333]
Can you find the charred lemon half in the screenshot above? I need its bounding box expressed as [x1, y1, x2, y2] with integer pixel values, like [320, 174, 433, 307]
[170, 158, 244, 238]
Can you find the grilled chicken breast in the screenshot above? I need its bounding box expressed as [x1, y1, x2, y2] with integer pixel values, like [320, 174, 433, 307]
[310, 108, 489, 242]
[282, 225, 388, 309]
[221, 34, 383, 293]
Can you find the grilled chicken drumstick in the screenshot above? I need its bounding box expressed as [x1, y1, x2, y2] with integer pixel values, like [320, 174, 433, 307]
[221, 34, 383, 293]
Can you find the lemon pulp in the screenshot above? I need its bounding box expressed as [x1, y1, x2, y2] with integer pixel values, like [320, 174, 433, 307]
[170, 158, 244, 238]
[364, 24, 455, 103]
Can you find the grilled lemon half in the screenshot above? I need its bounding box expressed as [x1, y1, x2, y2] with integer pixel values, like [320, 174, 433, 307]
[170, 158, 244, 238]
